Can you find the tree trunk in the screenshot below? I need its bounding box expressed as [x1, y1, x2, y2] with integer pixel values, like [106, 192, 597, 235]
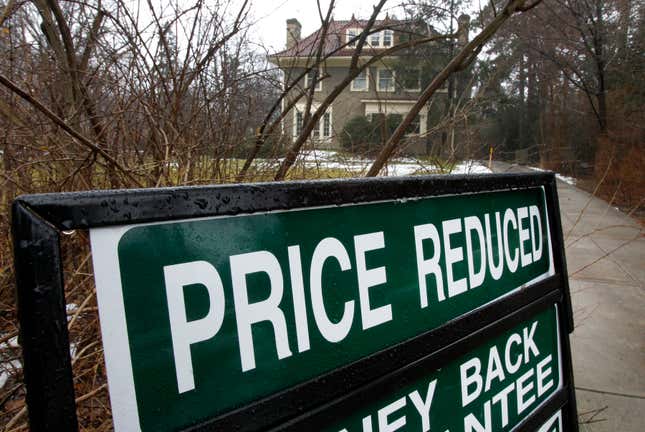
[518, 52, 526, 150]
[594, 0, 608, 133]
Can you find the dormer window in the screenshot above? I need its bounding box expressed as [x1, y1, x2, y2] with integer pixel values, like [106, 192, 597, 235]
[369, 32, 380, 47]
[368, 30, 394, 48]
[347, 28, 394, 49]
[346, 28, 361, 48]
[383, 30, 393, 47]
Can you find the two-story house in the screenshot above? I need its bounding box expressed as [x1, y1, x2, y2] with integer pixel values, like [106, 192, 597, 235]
[268, 15, 469, 154]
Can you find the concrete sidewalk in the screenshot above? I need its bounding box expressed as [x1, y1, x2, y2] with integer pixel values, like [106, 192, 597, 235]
[492, 163, 645, 431]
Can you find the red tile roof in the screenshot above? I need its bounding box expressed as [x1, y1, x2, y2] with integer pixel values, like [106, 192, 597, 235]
[272, 17, 410, 58]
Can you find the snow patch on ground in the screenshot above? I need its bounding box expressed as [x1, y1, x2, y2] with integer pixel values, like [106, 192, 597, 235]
[279, 150, 492, 176]
[452, 161, 493, 174]
[529, 166, 577, 185]
[0, 336, 20, 389]
[1, 305, 79, 389]
[66, 303, 78, 321]
[0, 359, 21, 389]
[0, 333, 77, 389]
[0, 336, 19, 350]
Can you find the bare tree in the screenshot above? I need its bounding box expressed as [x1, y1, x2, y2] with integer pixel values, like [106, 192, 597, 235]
[366, 0, 544, 176]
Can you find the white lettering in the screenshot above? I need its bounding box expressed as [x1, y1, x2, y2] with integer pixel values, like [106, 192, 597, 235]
[484, 346, 506, 392]
[465, 216, 486, 289]
[484, 213, 504, 280]
[310, 237, 355, 343]
[230, 251, 292, 372]
[492, 382, 515, 428]
[414, 224, 444, 306]
[354, 232, 392, 330]
[504, 333, 523, 374]
[443, 218, 467, 298]
[516, 368, 536, 414]
[503, 209, 519, 273]
[461, 357, 483, 407]
[164, 261, 226, 393]
[517, 207, 532, 267]
[409, 379, 437, 432]
[288, 246, 310, 353]
[537, 355, 554, 397]
[464, 400, 491, 432]
[523, 321, 540, 361]
[529, 205, 543, 262]
[378, 397, 407, 432]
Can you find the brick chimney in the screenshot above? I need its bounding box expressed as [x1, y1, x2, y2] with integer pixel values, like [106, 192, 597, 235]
[286, 18, 302, 49]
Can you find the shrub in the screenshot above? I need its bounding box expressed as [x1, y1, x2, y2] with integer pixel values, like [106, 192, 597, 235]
[340, 114, 405, 155]
[340, 116, 375, 153]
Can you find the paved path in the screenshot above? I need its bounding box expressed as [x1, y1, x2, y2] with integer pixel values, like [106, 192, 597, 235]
[491, 162, 645, 431]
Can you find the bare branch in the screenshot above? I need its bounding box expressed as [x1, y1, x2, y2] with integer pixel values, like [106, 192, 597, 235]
[0, 72, 143, 187]
[366, 0, 545, 176]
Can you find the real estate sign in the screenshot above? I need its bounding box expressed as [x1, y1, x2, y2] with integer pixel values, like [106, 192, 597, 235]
[12, 174, 577, 432]
[90, 188, 556, 431]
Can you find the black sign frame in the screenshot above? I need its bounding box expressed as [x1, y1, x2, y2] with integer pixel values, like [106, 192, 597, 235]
[12, 173, 578, 432]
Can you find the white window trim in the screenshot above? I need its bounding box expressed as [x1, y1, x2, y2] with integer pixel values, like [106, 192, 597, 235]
[350, 68, 370, 92]
[346, 28, 362, 47]
[368, 30, 394, 48]
[403, 68, 422, 92]
[363, 100, 427, 136]
[293, 103, 333, 142]
[369, 31, 381, 47]
[294, 110, 304, 138]
[376, 67, 395, 92]
[304, 66, 323, 92]
[382, 29, 393, 47]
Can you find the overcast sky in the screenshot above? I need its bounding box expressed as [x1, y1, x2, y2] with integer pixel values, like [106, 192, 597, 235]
[246, 0, 407, 52]
[244, 0, 484, 53]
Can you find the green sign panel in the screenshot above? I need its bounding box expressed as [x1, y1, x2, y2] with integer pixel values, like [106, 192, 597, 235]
[325, 306, 562, 432]
[90, 188, 554, 431]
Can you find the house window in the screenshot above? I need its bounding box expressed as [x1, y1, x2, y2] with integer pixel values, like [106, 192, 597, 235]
[295, 111, 304, 136]
[346, 28, 361, 47]
[313, 117, 320, 138]
[322, 112, 331, 137]
[304, 67, 322, 91]
[402, 68, 421, 91]
[351, 69, 369, 91]
[367, 30, 394, 47]
[382, 30, 393, 47]
[364, 103, 428, 137]
[369, 32, 381, 47]
[293, 107, 332, 140]
[377, 68, 395, 92]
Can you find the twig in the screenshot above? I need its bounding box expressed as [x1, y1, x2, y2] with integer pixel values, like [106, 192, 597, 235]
[75, 383, 107, 404]
[0, 330, 18, 347]
[569, 232, 641, 277]
[576, 387, 645, 400]
[0, 73, 143, 187]
[67, 289, 95, 331]
[565, 151, 614, 241]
